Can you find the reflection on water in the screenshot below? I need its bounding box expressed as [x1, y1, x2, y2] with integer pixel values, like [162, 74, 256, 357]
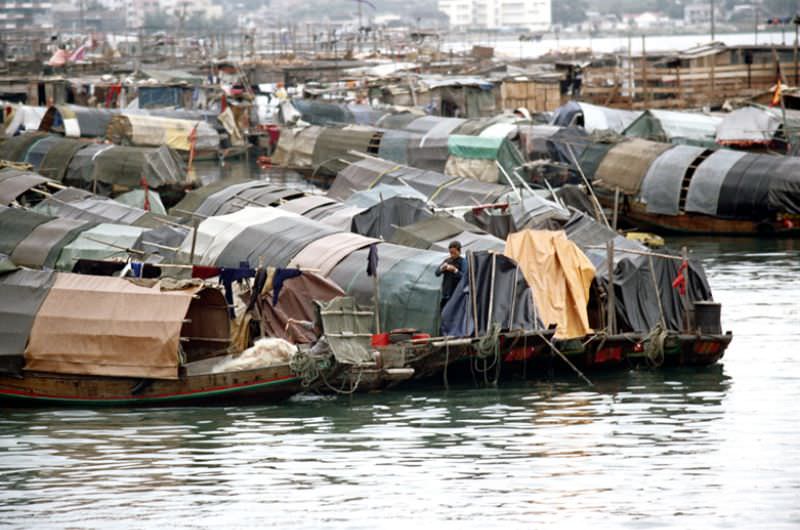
[1, 243, 799, 527]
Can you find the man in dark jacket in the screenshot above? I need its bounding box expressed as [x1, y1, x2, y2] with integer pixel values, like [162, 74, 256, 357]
[435, 240, 467, 308]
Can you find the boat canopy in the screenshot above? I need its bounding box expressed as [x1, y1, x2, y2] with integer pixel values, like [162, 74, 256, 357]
[272, 125, 322, 168]
[623, 109, 722, 148]
[23, 273, 224, 380]
[0, 168, 50, 206]
[390, 215, 505, 253]
[504, 230, 595, 339]
[445, 134, 526, 184]
[65, 143, 187, 191]
[106, 114, 220, 152]
[551, 101, 641, 133]
[593, 139, 673, 194]
[0, 267, 56, 375]
[640, 145, 707, 216]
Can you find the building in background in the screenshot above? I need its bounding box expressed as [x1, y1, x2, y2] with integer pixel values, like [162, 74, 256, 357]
[0, 0, 53, 29]
[438, 0, 551, 31]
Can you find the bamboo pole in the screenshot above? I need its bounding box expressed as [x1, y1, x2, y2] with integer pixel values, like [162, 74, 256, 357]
[606, 240, 616, 335]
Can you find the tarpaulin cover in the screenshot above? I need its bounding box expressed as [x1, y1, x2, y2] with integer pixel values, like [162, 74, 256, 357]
[272, 126, 322, 168]
[317, 296, 375, 365]
[506, 191, 571, 230]
[114, 189, 167, 215]
[106, 114, 220, 152]
[213, 187, 305, 217]
[564, 212, 712, 332]
[716, 106, 781, 145]
[0, 206, 53, 255]
[522, 125, 591, 166]
[377, 112, 420, 130]
[37, 137, 90, 181]
[216, 215, 340, 269]
[0, 168, 49, 205]
[133, 224, 188, 262]
[407, 119, 464, 172]
[194, 181, 281, 217]
[717, 153, 783, 219]
[551, 101, 641, 133]
[278, 195, 337, 215]
[34, 193, 147, 225]
[0, 268, 55, 374]
[594, 139, 673, 194]
[10, 217, 89, 268]
[39, 105, 115, 138]
[446, 135, 526, 184]
[351, 196, 433, 239]
[289, 232, 377, 276]
[66, 144, 186, 190]
[55, 223, 145, 271]
[183, 206, 292, 265]
[291, 99, 356, 125]
[344, 183, 429, 208]
[331, 157, 508, 208]
[257, 271, 346, 344]
[312, 126, 377, 175]
[640, 145, 706, 215]
[504, 230, 595, 339]
[329, 242, 444, 334]
[768, 157, 800, 214]
[624, 109, 722, 147]
[0, 132, 49, 162]
[309, 203, 367, 231]
[168, 177, 250, 215]
[440, 251, 538, 337]
[377, 129, 413, 165]
[576, 141, 616, 179]
[24, 273, 195, 379]
[3, 105, 46, 136]
[685, 149, 747, 216]
[390, 215, 504, 252]
[24, 135, 66, 171]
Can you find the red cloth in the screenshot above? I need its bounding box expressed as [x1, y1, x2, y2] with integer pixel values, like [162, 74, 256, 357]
[192, 265, 221, 279]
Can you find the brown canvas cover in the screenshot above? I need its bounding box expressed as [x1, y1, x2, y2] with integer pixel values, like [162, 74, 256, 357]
[257, 271, 345, 343]
[24, 273, 198, 380]
[593, 139, 673, 195]
[288, 232, 377, 276]
[504, 230, 596, 339]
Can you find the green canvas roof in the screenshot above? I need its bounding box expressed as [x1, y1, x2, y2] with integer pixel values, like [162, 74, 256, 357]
[623, 110, 722, 148]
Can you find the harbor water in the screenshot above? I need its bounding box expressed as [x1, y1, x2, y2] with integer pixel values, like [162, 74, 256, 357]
[0, 235, 798, 528]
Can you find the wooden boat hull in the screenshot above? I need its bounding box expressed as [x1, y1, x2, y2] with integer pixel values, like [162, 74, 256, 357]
[0, 365, 303, 406]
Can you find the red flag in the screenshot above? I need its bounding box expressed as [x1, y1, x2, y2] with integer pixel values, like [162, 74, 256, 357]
[672, 260, 688, 295]
[140, 176, 150, 212]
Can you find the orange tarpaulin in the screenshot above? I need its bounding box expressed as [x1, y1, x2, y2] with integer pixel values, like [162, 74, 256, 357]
[24, 273, 198, 380]
[504, 230, 595, 339]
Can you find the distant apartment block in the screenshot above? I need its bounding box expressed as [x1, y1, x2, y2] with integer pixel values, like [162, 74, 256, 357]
[438, 0, 551, 31]
[0, 0, 53, 30]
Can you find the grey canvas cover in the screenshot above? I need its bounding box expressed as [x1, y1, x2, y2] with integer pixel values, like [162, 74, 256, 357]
[768, 157, 800, 214]
[328, 242, 444, 334]
[350, 197, 433, 240]
[211, 187, 304, 216]
[278, 195, 337, 215]
[0, 268, 56, 374]
[216, 216, 340, 268]
[440, 251, 538, 337]
[640, 145, 706, 215]
[168, 178, 250, 216]
[66, 144, 185, 190]
[377, 129, 413, 165]
[685, 149, 747, 216]
[312, 127, 377, 175]
[10, 217, 90, 268]
[564, 212, 712, 332]
[194, 181, 278, 217]
[0, 207, 54, 255]
[0, 132, 48, 162]
[38, 137, 90, 181]
[717, 153, 783, 219]
[0, 169, 49, 205]
[24, 135, 65, 171]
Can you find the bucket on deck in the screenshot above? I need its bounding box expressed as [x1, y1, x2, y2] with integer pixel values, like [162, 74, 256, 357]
[693, 301, 722, 334]
[371, 333, 390, 347]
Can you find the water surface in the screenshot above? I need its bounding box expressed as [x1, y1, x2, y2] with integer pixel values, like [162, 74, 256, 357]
[1, 239, 798, 529]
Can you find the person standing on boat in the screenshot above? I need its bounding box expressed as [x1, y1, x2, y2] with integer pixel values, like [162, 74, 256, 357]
[436, 241, 466, 308]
